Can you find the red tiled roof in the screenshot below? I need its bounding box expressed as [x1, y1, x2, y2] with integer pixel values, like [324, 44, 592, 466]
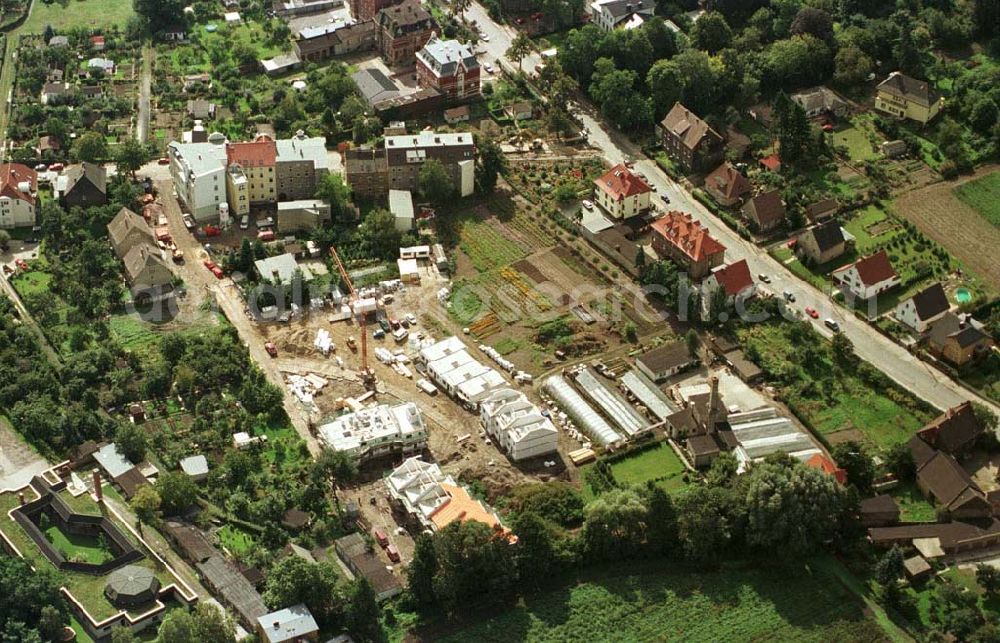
[704, 162, 751, 202]
[709, 259, 753, 297]
[0, 163, 37, 205]
[594, 163, 651, 201]
[852, 250, 898, 286]
[806, 454, 847, 485]
[760, 154, 781, 172]
[226, 139, 277, 167]
[651, 211, 726, 263]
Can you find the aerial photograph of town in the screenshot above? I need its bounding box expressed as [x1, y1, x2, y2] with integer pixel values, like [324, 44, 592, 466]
[0, 0, 997, 640]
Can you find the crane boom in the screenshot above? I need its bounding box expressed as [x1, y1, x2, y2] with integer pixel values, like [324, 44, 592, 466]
[329, 245, 375, 389]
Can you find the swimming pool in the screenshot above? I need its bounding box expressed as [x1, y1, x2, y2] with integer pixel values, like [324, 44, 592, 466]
[955, 287, 972, 304]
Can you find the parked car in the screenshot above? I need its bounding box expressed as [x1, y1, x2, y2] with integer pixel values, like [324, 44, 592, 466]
[211, 266, 224, 279]
[660, 194, 670, 203]
[378, 318, 391, 332]
[805, 306, 819, 319]
[157, 157, 170, 165]
[49, 162, 64, 172]
[33, 163, 47, 172]
[783, 290, 795, 302]
[264, 342, 278, 357]
[373, 328, 386, 339]
[239, 215, 249, 230]
[405, 313, 417, 326]
[203, 259, 217, 271]
[824, 318, 841, 332]
[484, 63, 494, 74]
[373, 529, 389, 548]
[758, 273, 770, 283]
[582, 199, 594, 210]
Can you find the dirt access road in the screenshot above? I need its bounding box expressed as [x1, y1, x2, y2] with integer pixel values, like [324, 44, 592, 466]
[895, 165, 1000, 291]
[158, 180, 322, 456]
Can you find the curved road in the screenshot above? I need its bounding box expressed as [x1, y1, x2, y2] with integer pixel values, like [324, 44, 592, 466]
[469, 2, 998, 416]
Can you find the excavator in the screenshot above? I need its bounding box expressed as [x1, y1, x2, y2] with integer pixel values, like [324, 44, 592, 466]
[329, 245, 377, 391]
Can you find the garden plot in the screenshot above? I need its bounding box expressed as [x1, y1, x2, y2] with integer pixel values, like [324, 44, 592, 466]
[895, 166, 1000, 290]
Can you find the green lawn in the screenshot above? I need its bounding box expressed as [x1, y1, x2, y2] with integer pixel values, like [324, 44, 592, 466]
[458, 219, 528, 273]
[43, 523, 114, 565]
[217, 524, 256, 556]
[737, 322, 934, 448]
[11, 269, 52, 296]
[832, 124, 878, 162]
[889, 481, 938, 522]
[436, 560, 887, 642]
[581, 442, 690, 501]
[21, 0, 135, 33]
[953, 171, 1000, 228]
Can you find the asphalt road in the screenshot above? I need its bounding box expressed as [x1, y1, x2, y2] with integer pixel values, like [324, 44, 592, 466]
[471, 8, 999, 416]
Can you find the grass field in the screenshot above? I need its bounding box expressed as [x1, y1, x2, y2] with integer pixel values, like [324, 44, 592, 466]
[581, 443, 689, 501]
[21, 0, 135, 33]
[436, 560, 887, 642]
[889, 481, 938, 522]
[737, 322, 934, 448]
[833, 123, 878, 162]
[43, 523, 114, 564]
[953, 171, 1000, 228]
[217, 524, 256, 556]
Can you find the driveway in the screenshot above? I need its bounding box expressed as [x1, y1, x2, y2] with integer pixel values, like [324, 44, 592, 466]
[0, 418, 48, 491]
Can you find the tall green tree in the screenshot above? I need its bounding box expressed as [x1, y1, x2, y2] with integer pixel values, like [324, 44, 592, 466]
[315, 173, 352, 220]
[264, 557, 345, 628]
[0, 556, 67, 640]
[507, 33, 533, 72]
[831, 441, 874, 495]
[774, 93, 812, 166]
[691, 11, 733, 54]
[345, 578, 382, 642]
[475, 135, 506, 194]
[133, 0, 185, 33]
[73, 131, 108, 163]
[581, 488, 648, 560]
[407, 534, 439, 607]
[511, 511, 558, 585]
[115, 422, 147, 463]
[155, 471, 198, 516]
[418, 159, 455, 205]
[158, 603, 236, 643]
[115, 138, 148, 179]
[130, 484, 161, 536]
[430, 521, 517, 612]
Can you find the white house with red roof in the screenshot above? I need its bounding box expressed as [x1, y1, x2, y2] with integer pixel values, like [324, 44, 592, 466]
[650, 211, 726, 280]
[593, 163, 652, 219]
[0, 163, 38, 229]
[702, 259, 755, 304]
[831, 249, 900, 301]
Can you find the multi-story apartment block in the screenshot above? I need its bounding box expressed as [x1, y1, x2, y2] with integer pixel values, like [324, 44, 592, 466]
[384, 131, 475, 195]
[376, 0, 436, 65]
[348, 0, 400, 21]
[169, 132, 329, 223]
[344, 146, 389, 200]
[0, 163, 37, 229]
[415, 36, 480, 100]
[657, 102, 724, 172]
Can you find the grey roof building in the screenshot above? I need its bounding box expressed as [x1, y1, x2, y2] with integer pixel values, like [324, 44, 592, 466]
[352, 68, 400, 108]
[257, 604, 319, 643]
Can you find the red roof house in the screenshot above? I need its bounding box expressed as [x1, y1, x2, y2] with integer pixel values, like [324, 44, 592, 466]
[592, 163, 652, 219]
[806, 453, 848, 485]
[226, 135, 278, 167]
[650, 211, 726, 280]
[703, 161, 751, 207]
[832, 249, 900, 301]
[703, 259, 754, 301]
[759, 153, 781, 173]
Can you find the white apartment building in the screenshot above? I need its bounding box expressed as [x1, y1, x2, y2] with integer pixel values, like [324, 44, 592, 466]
[479, 388, 558, 461]
[317, 402, 427, 463]
[168, 137, 229, 222]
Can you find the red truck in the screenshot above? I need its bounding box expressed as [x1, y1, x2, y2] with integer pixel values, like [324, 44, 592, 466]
[386, 544, 400, 563]
[373, 529, 389, 548]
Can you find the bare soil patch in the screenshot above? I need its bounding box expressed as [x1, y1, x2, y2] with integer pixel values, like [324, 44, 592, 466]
[894, 165, 1000, 290]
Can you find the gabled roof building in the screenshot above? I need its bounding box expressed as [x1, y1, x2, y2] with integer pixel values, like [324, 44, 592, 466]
[479, 388, 558, 461]
[894, 282, 950, 334]
[650, 211, 726, 279]
[657, 102, 724, 172]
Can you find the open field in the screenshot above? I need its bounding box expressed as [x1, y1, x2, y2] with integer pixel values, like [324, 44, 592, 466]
[21, 0, 135, 33]
[434, 560, 887, 642]
[895, 166, 1000, 290]
[737, 322, 934, 448]
[581, 442, 689, 501]
[953, 170, 1000, 228]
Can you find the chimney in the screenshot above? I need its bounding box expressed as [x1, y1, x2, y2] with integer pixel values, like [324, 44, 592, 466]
[17, 492, 25, 505]
[273, 622, 280, 630]
[93, 469, 103, 502]
[706, 376, 719, 432]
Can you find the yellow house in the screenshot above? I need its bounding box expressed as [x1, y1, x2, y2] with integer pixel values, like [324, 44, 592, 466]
[225, 165, 250, 217]
[226, 136, 278, 205]
[874, 72, 943, 124]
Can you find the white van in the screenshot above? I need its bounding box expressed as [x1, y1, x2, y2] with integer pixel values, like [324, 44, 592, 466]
[240, 215, 249, 230]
